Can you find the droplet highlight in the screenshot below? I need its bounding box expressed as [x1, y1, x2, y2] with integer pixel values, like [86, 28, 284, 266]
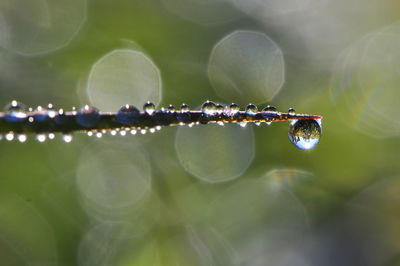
[4, 100, 27, 122]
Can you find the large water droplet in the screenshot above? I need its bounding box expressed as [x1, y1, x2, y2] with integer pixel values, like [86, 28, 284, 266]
[116, 105, 140, 125]
[201, 101, 217, 115]
[4, 100, 27, 122]
[215, 104, 224, 114]
[177, 103, 191, 123]
[76, 105, 100, 128]
[143, 101, 156, 115]
[288, 119, 322, 150]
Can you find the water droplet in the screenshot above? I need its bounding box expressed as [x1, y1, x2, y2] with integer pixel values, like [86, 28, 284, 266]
[215, 104, 224, 114]
[266, 121, 272, 125]
[34, 106, 49, 122]
[143, 101, 156, 115]
[180, 103, 189, 112]
[255, 122, 261, 126]
[130, 129, 137, 135]
[167, 104, 175, 113]
[224, 103, 240, 117]
[239, 122, 247, 128]
[5, 132, 14, 141]
[120, 130, 127, 136]
[140, 129, 147, 134]
[76, 105, 100, 128]
[288, 108, 296, 115]
[288, 119, 322, 150]
[116, 105, 140, 125]
[47, 104, 56, 118]
[149, 128, 156, 133]
[54, 109, 67, 125]
[155, 126, 162, 131]
[263, 105, 277, 112]
[217, 121, 225, 126]
[36, 134, 46, 142]
[110, 130, 117, 136]
[48, 133, 55, 140]
[17, 134, 27, 143]
[96, 132, 103, 138]
[4, 100, 27, 122]
[87, 131, 94, 137]
[63, 134, 73, 143]
[246, 104, 258, 114]
[177, 103, 191, 123]
[201, 101, 217, 116]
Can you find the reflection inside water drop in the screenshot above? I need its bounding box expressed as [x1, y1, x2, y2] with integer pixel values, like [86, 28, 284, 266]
[288, 119, 322, 150]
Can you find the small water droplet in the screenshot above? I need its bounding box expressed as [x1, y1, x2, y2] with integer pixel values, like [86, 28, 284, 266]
[255, 122, 261, 126]
[155, 126, 162, 131]
[63, 134, 73, 143]
[110, 130, 117, 136]
[130, 129, 137, 135]
[96, 132, 103, 138]
[140, 129, 147, 134]
[4, 100, 27, 122]
[215, 104, 224, 114]
[5, 132, 14, 141]
[224, 103, 240, 117]
[48, 133, 55, 140]
[120, 130, 127, 136]
[167, 105, 175, 113]
[266, 121, 272, 125]
[263, 105, 277, 112]
[143, 101, 156, 115]
[76, 105, 100, 128]
[180, 103, 189, 112]
[288, 108, 296, 115]
[47, 104, 56, 118]
[116, 105, 140, 125]
[17, 134, 27, 143]
[246, 104, 258, 114]
[33, 106, 49, 122]
[36, 134, 46, 142]
[149, 128, 156, 133]
[87, 131, 94, 137]
[288, 119, 322, 150]
[54, 109, 67, 125]
[201, 101, 217, 116]
[239, 122, 247, 128]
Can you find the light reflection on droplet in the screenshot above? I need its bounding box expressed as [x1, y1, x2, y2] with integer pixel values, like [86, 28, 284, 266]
[86, 49, 162, 111]
[208, 31, 284, 105]
[175, 124, 254, 183]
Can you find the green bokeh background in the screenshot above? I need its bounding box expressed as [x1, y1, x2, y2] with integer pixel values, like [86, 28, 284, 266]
[1, 0, 400, 265]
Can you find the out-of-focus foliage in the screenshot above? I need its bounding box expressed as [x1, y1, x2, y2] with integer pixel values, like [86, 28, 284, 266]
[0, 0, 400, 265]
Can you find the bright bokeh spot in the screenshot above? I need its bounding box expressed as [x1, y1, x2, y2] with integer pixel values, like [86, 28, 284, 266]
[0, 0, 86, 55]
[175, 123, 254, 183]
[208, 31, 284, 105]
[87, 49, 162, 111]
[331, 23, 400, 138]
[76, 139, 152, 218]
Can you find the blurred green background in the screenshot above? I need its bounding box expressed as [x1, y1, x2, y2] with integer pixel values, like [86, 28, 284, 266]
[1, 0, 400, 265]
